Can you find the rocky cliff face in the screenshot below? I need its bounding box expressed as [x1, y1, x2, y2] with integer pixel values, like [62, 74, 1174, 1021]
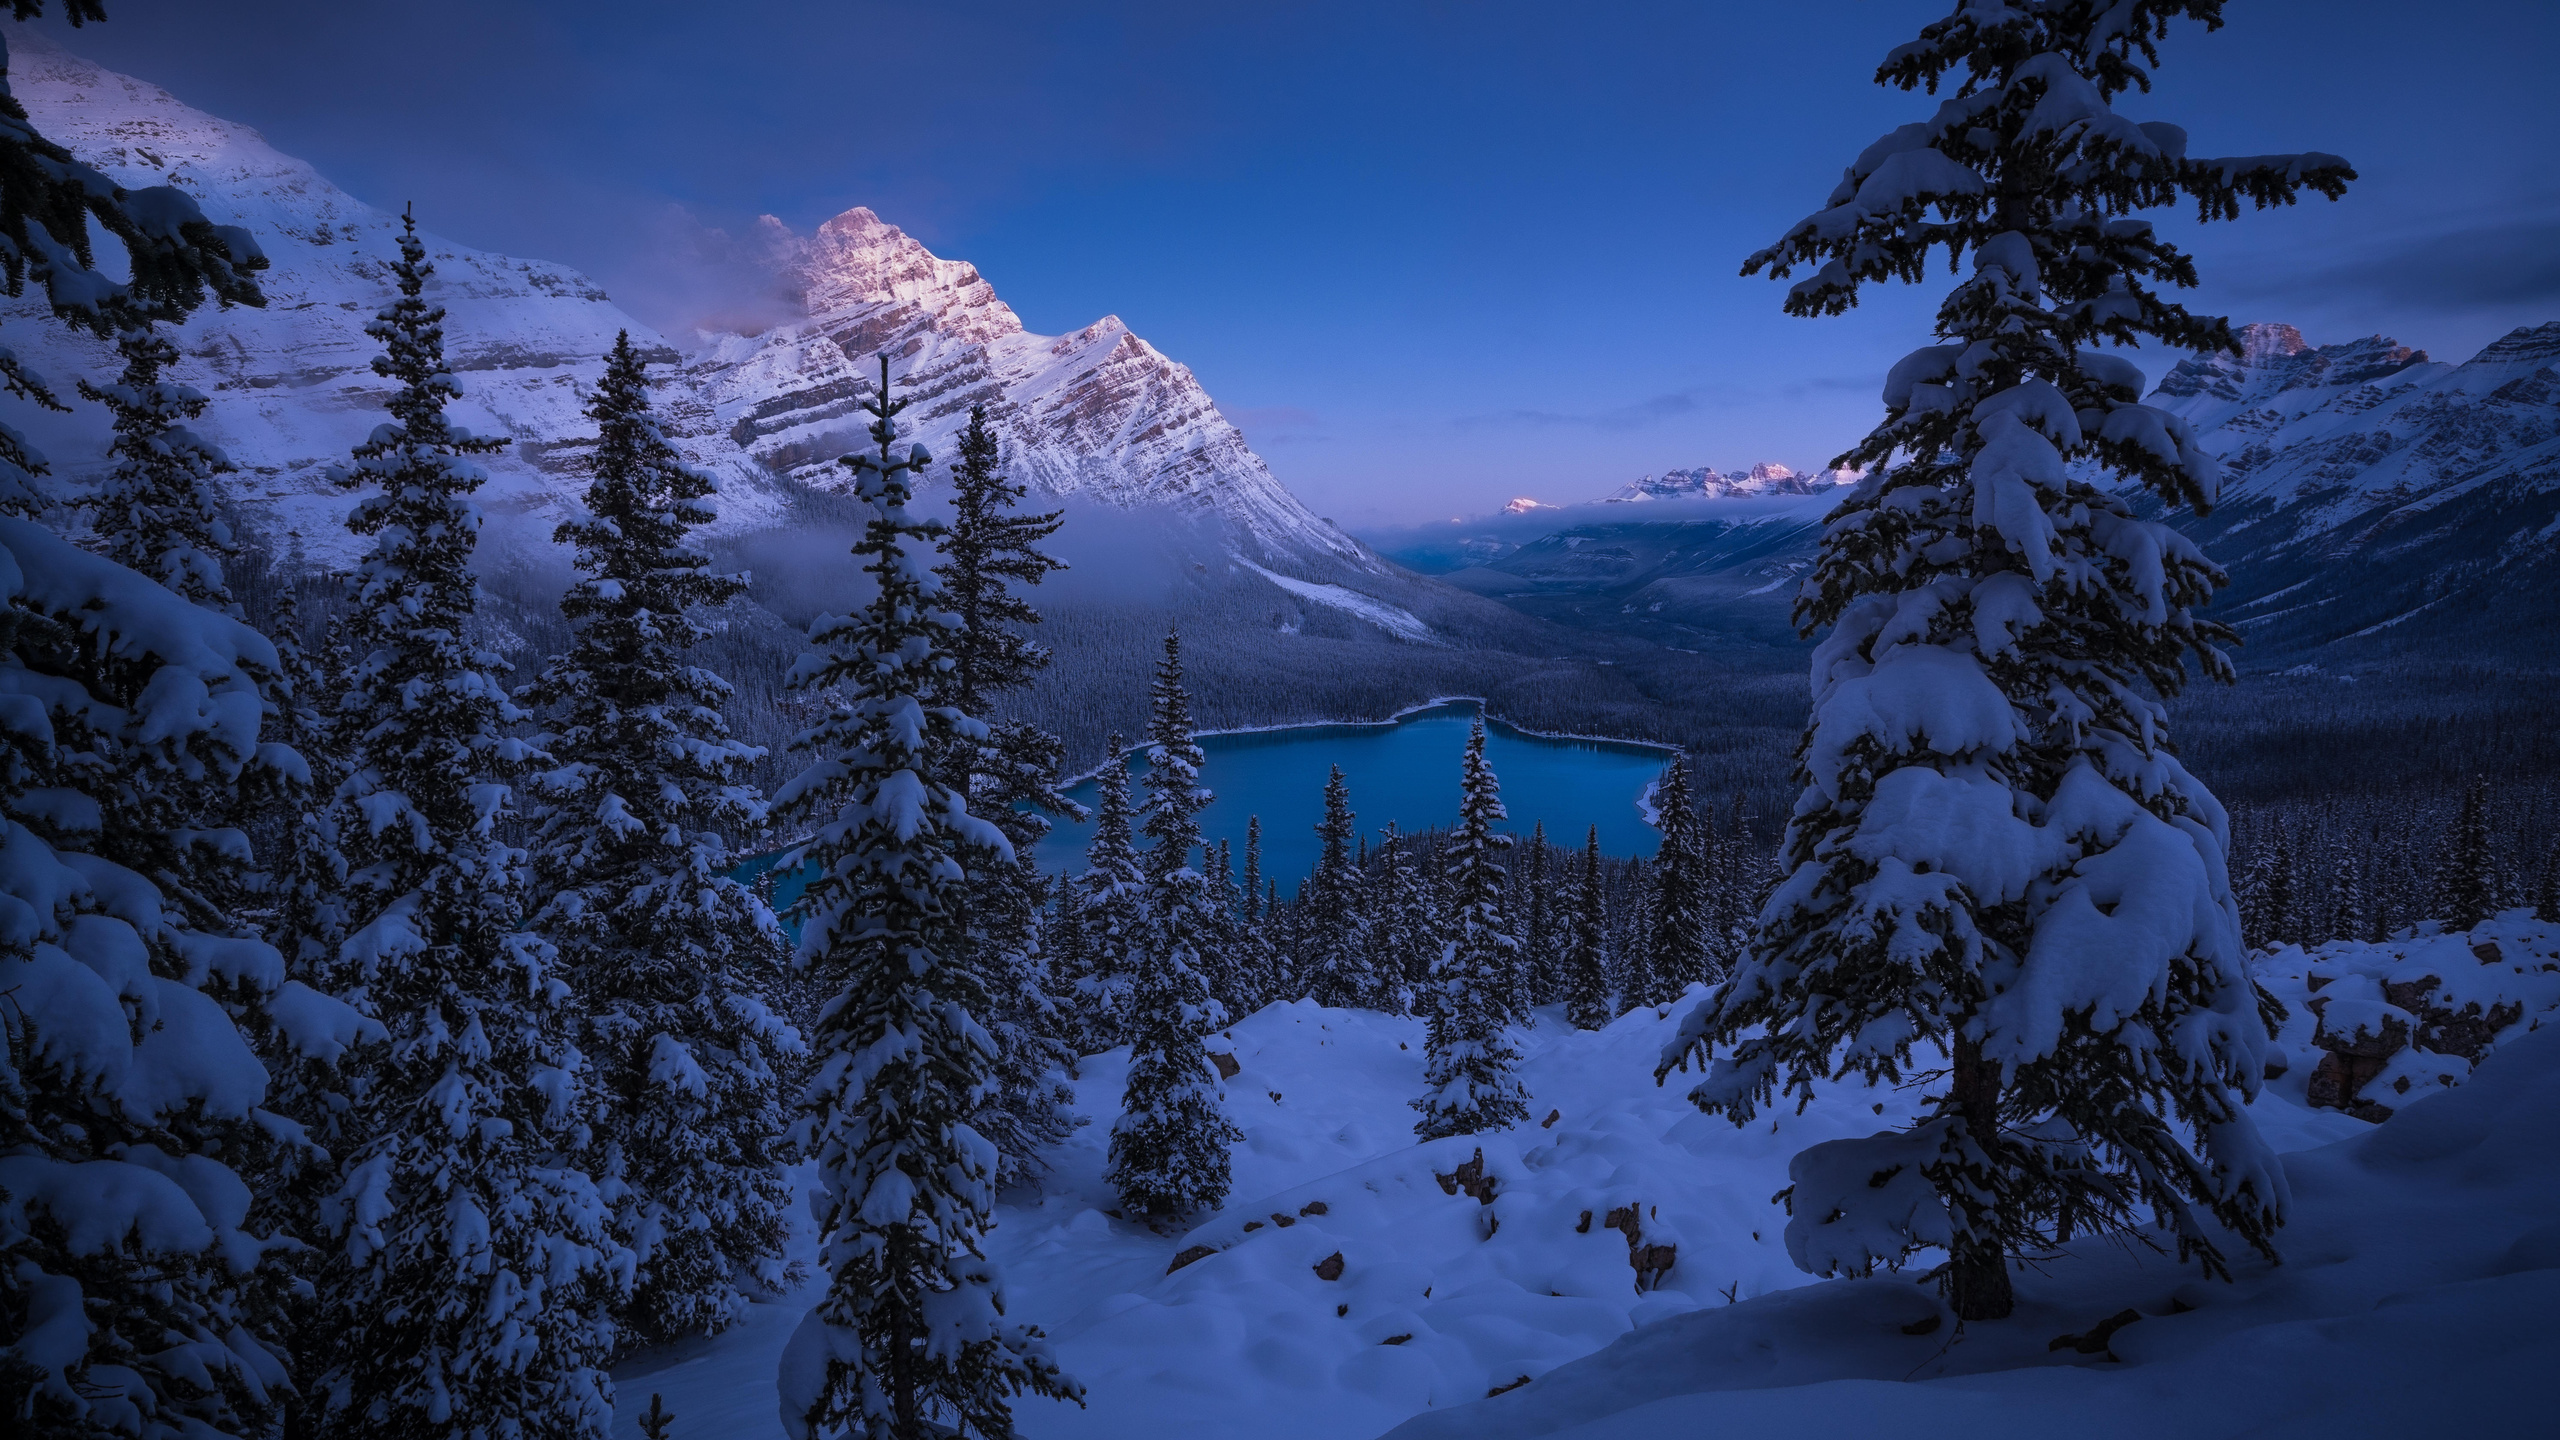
[1, 34, 1365, 574]
[694, 207, 1362, 565]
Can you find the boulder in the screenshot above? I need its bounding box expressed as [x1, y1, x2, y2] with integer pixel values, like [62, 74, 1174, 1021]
[1435, 1147, 1497, 1204]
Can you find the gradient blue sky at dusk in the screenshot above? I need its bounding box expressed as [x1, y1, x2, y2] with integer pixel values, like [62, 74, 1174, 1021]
[34, 1, 2558, 525]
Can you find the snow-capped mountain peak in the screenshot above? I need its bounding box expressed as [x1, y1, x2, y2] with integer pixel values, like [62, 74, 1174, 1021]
[689, 207, 1367, 567]
[2152, 321, 2433, 422]
[0, 34, 1366, 573]
[768, 206, 1026, 349]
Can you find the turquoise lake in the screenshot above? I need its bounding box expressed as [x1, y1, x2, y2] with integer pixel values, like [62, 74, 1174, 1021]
[737, 702, 1676, 914]
[1040, 701, 1672, 885]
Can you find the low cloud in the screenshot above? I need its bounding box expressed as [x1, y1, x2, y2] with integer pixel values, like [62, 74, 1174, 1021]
[1351, 488, 1843, 560]
[599, 205, 809, 342]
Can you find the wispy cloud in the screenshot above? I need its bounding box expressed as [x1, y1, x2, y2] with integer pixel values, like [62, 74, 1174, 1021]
[1455, 376, 1866, 432]
[2229, 202, 2560, 314]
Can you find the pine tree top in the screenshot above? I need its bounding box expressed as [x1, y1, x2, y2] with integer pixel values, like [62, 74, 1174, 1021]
[1142, 628, 1211, 879]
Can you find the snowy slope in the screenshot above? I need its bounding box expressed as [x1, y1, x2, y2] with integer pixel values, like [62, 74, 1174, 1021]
[610, 916, 2558, 1440]
[1386, 1015, 2558, 1440]
[2136, 320, 2560, 661]
[0, 33, 1365, 573]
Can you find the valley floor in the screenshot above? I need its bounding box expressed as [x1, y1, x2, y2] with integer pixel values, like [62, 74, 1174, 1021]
[612, 928, 2555, 1440]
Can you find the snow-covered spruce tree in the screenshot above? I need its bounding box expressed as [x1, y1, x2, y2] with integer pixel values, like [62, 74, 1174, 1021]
[2441, 775, 2493, 932]
[1206, 836, 1259, 1019]
[259, 585, 350, 1013]
[1366, 823, 1428, 1017]
[969, 847, 1082, 1189]
[1565, 826, 1613, 1032]
[1656, 2, 2349, 1322]
[1067, 738, 1144, 1052]
[773, 356, 1078, 1438]
[1639, 755, 1712, 1006]
[516, 330, 797, 1347]
[1514, 821, 1552, 1008]
[0, 19, 350, 1435]
[1414, 719, 1529, 1139]
[78, 323, 237, 611]
[933, 403, 1081, 1182]
[2235, 826, 2293, 950]
[64, 319, 287, 964]
[1704, 792, 1753, 975]
[310, 210, 624, 1436]
[2324, 832, 2364, 945]
[1237, 814, 1279, 1007]
[1105, 630, 1242, 1222]
[1299, 764, 1373, 1007]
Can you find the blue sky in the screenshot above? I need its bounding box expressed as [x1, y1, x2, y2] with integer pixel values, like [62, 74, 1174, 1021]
[36, 1, 2560, 526]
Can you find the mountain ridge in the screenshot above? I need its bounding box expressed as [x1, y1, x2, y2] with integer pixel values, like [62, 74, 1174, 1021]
[0, 31, 1366, 574]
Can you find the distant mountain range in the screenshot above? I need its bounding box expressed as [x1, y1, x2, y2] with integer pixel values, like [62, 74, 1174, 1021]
[1, 32, 1368, 577]
[1598, 461, 1845, 503]
[1385, 320, 2560, 669]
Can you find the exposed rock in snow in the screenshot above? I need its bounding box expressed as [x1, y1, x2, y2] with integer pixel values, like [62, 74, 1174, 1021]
[1, 33, 1364, 573]
[2252, 911, 2560, 1123]
[1502, 497, 1558, 515]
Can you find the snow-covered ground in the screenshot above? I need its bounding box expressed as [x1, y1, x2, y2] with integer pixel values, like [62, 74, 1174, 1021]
[611, 927, 2556, 1439]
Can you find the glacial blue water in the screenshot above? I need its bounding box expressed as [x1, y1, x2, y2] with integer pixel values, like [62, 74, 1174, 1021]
[735, 702, 1675, 920]
[1040, 701, 1671, 884]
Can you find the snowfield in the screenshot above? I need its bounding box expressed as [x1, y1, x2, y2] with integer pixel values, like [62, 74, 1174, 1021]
[613, 924, 2554, 1439]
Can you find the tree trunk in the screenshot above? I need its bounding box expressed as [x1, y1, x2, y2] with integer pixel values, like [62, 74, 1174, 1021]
[1948, 1035, 2016, 1321]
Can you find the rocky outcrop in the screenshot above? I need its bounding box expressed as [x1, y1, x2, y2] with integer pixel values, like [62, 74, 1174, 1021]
[2258, 913, 2560, 1123]
[1574, 1201, 1678, 1292]
[1434, 1148, 1498, 1205]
